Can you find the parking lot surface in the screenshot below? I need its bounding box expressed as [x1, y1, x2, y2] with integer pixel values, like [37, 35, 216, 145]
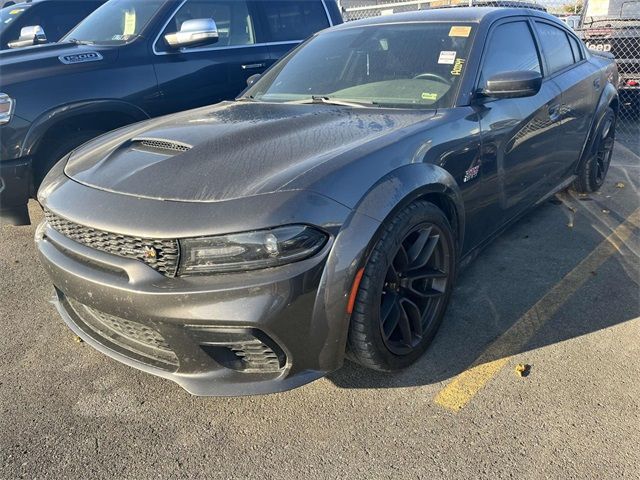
[1, 142, 639, 479]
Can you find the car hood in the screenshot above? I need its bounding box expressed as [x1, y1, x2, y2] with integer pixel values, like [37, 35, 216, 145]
[65, 101, 434, 203]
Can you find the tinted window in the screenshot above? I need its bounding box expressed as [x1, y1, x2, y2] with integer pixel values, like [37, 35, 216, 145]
[246, 23, 474, 108]
[535, 22, 574, 74]
[480, 21, 541, 85]
[258, 1, 329, 42]
[568, 34, 583, 62]
[159, 0, 255, 50]
[31, 1, 101, 42]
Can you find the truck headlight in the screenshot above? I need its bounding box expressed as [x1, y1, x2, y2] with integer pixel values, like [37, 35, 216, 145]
[178, 225, 328, 275]
[0, 93, 15, 125]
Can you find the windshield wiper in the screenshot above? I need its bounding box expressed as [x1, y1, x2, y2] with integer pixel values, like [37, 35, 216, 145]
[286, 96, 377, 108]
[66, 38, 95, 45]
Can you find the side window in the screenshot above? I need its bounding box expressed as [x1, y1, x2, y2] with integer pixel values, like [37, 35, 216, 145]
[568, 34, 583, 62]
[535, 22, 575, 74]
[480, 21, 541, 86]
[30, 2, 93, 41]
[258, 1, 329, 43]
[159, 0, 255, 50]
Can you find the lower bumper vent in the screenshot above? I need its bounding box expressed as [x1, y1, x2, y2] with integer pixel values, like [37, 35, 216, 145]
[199, 330, 285, 373]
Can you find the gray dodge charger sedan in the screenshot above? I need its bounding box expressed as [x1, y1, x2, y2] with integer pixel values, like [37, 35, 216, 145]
[36, 7, 618, 395]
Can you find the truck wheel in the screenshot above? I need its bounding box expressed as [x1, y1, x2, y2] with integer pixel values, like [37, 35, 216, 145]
[573, 108, 616, 194]
[33, 130, 103, 189]
[347, 200, 456, 371]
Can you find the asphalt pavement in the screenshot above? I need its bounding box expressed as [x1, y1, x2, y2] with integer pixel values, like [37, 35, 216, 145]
[1, 141, 638, 479]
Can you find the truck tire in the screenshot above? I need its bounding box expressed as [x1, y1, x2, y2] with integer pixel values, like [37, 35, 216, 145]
[33, 130, 103, 189]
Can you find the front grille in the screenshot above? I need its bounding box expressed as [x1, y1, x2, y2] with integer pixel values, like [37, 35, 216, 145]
[45, 211, 180, 277]
[67, 297, 179, 368]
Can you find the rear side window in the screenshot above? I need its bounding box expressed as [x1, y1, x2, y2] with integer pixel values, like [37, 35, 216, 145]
[568, 34, 583, 62]
[258, 1, 329, 42]
[480, 21, 541, 86]
[535, 22, 575, 74]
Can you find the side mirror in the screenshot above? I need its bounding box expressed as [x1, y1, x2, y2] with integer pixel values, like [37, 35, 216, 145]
[8, 25, 47, 49]
[479, 71, 542, 99]
[164, 18, 219, 49]
[246, 73, 261, 87]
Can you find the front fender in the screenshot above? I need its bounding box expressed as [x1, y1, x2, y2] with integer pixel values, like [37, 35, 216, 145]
[311, 163, 464, 371]
[21, 100, 150, 157]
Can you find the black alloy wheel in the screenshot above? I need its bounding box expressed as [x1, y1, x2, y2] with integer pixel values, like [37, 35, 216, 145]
[380, 224, 450, 355]
[348, 200, 456, 371]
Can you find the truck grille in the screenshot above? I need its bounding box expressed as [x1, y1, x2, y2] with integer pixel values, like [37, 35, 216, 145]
[45, 211, 180, 277]
[67, 297, 179, 369]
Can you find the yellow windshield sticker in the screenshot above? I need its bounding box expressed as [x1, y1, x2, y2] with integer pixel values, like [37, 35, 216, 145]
[123, 10, 136, 36]
[449, 26, 472, 37]
[421, 92, 438, 101]
[451, 58, 466, 76]
[9, 9, 25, 15]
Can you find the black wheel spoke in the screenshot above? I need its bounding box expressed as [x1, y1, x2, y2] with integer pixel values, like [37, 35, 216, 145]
[406, 227, 432, 264]
[400, 298, 422, 339]
[397, 308, 413, 346]
[378, 220, 452, 356]
[381, 294, 400, 339]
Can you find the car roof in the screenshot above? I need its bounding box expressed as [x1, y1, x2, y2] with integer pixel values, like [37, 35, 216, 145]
[332, 6, 562, 29]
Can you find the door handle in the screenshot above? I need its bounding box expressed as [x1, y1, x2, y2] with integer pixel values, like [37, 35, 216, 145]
[241, 63, 266, 70]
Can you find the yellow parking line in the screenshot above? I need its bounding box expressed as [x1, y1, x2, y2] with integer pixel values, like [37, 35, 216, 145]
[434, 208, 640, 412]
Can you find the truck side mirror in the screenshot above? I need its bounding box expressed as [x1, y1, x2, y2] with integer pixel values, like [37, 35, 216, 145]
[8, 25, 47, 49]
[246, 73, 261, 87]
[477, 71, 543, 99]
[164, 18, 219, 49]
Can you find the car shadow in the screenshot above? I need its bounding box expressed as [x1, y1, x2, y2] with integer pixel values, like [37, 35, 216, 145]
[327, 164, 639, 391]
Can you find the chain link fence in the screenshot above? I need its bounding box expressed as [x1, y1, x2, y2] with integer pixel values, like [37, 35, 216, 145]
[339, 0, 639, 148]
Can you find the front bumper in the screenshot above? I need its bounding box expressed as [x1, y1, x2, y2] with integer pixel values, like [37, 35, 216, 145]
[35, 170, 384, 395]
[37, 221, 337, 396]
[0, 157, 32, 225]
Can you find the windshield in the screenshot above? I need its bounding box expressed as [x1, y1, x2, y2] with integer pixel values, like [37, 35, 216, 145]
[62, 0, 165, 45]
[243, 23, 475, 109]
[0, 3, 30, 34]
[584, 0, 640, 18]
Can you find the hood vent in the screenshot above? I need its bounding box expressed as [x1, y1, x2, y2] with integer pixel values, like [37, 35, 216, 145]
[131, 137, 192, 154]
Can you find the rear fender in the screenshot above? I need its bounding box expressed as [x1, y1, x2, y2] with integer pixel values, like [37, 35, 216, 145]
[576, 82, 618, 172]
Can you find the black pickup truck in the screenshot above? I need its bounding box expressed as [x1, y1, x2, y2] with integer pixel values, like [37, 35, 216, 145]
[0, 0, 342, 225]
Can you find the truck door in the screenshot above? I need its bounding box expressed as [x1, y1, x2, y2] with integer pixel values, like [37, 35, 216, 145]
[152, 0, 270, 115]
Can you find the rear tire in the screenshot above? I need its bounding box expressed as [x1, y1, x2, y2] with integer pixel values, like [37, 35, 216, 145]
[33, 129, 103, 189]
[572, 107, 616, 194]
[347, 200, 456, 372]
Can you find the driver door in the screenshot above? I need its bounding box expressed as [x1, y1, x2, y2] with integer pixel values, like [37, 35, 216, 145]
[152, 0, 270, 116]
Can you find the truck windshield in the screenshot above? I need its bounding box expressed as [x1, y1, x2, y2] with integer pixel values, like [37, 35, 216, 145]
[62, 0, 165, 45]
[583, 0, 640, 19]
[242, 22, 475, 109]
[0, 3, 31, 34]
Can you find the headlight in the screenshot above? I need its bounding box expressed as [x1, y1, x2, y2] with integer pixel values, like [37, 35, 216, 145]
[0, 93, 15, 125]
[178, 225, 328, 275]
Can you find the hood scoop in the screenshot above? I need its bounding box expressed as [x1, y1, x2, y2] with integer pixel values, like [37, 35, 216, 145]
[130, 137, 192, 155]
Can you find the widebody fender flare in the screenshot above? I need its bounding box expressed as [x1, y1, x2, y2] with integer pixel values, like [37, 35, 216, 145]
[21, 100, 150, 157]
[577, 82, 618, 172]
[311, 162, 465, 371]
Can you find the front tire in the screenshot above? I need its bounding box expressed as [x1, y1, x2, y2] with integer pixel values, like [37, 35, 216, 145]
[573, 107, 616, 194]
[347, 200, 456, 371]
